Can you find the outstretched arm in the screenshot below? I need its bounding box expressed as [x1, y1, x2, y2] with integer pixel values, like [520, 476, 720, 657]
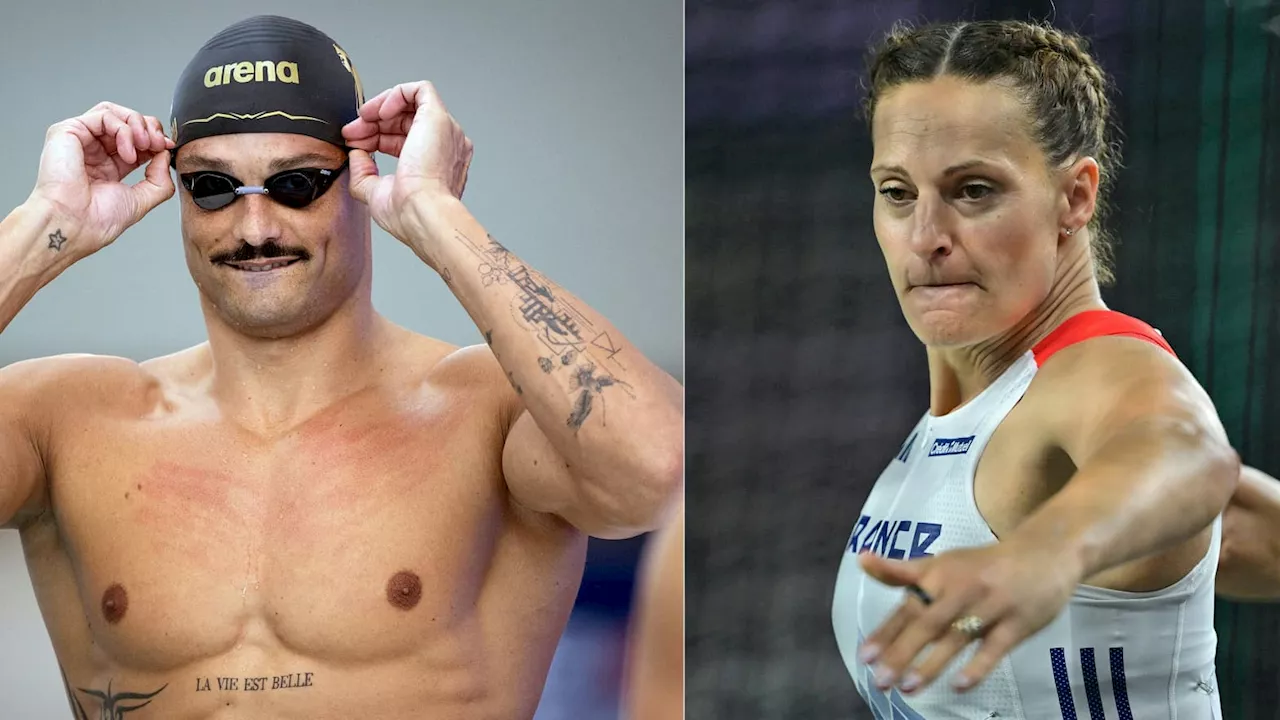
[858, 336, 1238, 693]
[1003, 337, 1237, 587]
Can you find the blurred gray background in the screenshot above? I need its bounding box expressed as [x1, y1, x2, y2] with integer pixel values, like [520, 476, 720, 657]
[0, 1, 682, 718]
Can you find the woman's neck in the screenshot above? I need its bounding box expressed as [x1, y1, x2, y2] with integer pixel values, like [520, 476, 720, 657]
[927, 255, 1104, 416]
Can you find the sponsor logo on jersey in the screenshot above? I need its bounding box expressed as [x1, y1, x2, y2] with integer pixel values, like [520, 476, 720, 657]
[928, 435, 975, 457]
[847, 515, 941, 559]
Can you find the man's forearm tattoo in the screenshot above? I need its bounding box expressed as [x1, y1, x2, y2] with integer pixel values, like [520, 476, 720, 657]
[59, 666, 167, 720]
[48, 228, 67, 251]
[567, 362, 633, 429]
[457, 230, 634, 430]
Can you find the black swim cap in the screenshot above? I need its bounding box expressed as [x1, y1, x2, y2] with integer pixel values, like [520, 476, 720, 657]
[169, 15, 364, 154]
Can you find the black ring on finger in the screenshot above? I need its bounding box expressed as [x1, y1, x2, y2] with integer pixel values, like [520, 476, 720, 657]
[905, 583, 934, 606]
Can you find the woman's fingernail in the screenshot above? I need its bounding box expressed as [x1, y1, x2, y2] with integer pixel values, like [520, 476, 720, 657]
[859, 644, 881, 664]
[874, 665, 896, 688]
[900, 672, 921, 693]
[953, 673, 972, 690]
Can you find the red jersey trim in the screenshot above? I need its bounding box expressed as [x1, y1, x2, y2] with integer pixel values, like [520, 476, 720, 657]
[1031, 310, 1176, 367]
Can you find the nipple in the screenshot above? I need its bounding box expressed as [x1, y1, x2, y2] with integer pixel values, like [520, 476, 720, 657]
[101, 583, 128, 624]
[385, 571, 422, 611]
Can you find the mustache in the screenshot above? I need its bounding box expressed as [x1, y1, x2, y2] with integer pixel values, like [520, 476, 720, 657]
[210, 241, 312, 265]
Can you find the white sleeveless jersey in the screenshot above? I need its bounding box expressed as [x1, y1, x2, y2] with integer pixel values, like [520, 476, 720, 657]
[831, 311, 1223, 720]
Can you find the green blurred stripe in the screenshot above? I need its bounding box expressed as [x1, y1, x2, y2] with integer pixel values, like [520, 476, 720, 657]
[1244, 17, 1275, 466]
[1203, 0, 1277, 716]
[1210, 0, 1268, 442]
[1193, 0, 1226, 383]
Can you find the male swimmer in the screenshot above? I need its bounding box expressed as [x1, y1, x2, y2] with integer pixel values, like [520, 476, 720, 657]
[0, 15, 682, 720]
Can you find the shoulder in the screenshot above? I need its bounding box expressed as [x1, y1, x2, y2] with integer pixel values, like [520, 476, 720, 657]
[1033, 332, 1199, 407]
[428, 342, 511, 388]
[1028, 331, 1222, 454]
[412, 333, 520, 400]
[3, 352, 157, 405]
[387, 331, 521, 426]
[0, 352, 168, 454]
[1029, 309, 1185, 393]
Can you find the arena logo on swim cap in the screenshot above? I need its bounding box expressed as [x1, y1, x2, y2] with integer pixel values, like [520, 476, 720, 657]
[203, 61, 300, 88]
[927, 436, 975, 458]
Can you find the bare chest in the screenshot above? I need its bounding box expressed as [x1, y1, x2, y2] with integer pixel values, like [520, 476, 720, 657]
[41, 406, 508, 670]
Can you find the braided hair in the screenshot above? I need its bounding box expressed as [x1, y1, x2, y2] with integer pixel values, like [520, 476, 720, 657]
[864, 20, 1120, 285]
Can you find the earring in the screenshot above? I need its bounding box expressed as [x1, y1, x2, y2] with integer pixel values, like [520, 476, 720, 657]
[1063, 227, 1075, 236]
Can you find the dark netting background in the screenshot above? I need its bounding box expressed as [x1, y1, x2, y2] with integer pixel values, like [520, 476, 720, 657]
[686, 0, 1280, 717]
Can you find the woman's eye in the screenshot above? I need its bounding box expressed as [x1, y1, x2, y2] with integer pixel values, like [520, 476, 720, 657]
[960, 184, 993, 201]
[879, 187, 910, 202]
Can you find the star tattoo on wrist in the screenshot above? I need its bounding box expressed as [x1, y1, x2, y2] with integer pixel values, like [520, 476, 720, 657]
[48, 229, 67, 251]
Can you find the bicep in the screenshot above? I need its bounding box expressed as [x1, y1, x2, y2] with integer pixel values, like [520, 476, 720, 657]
[447, 346, 591, 533]
[501, 409, 572, 514]
[501, 409, 644, 539]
